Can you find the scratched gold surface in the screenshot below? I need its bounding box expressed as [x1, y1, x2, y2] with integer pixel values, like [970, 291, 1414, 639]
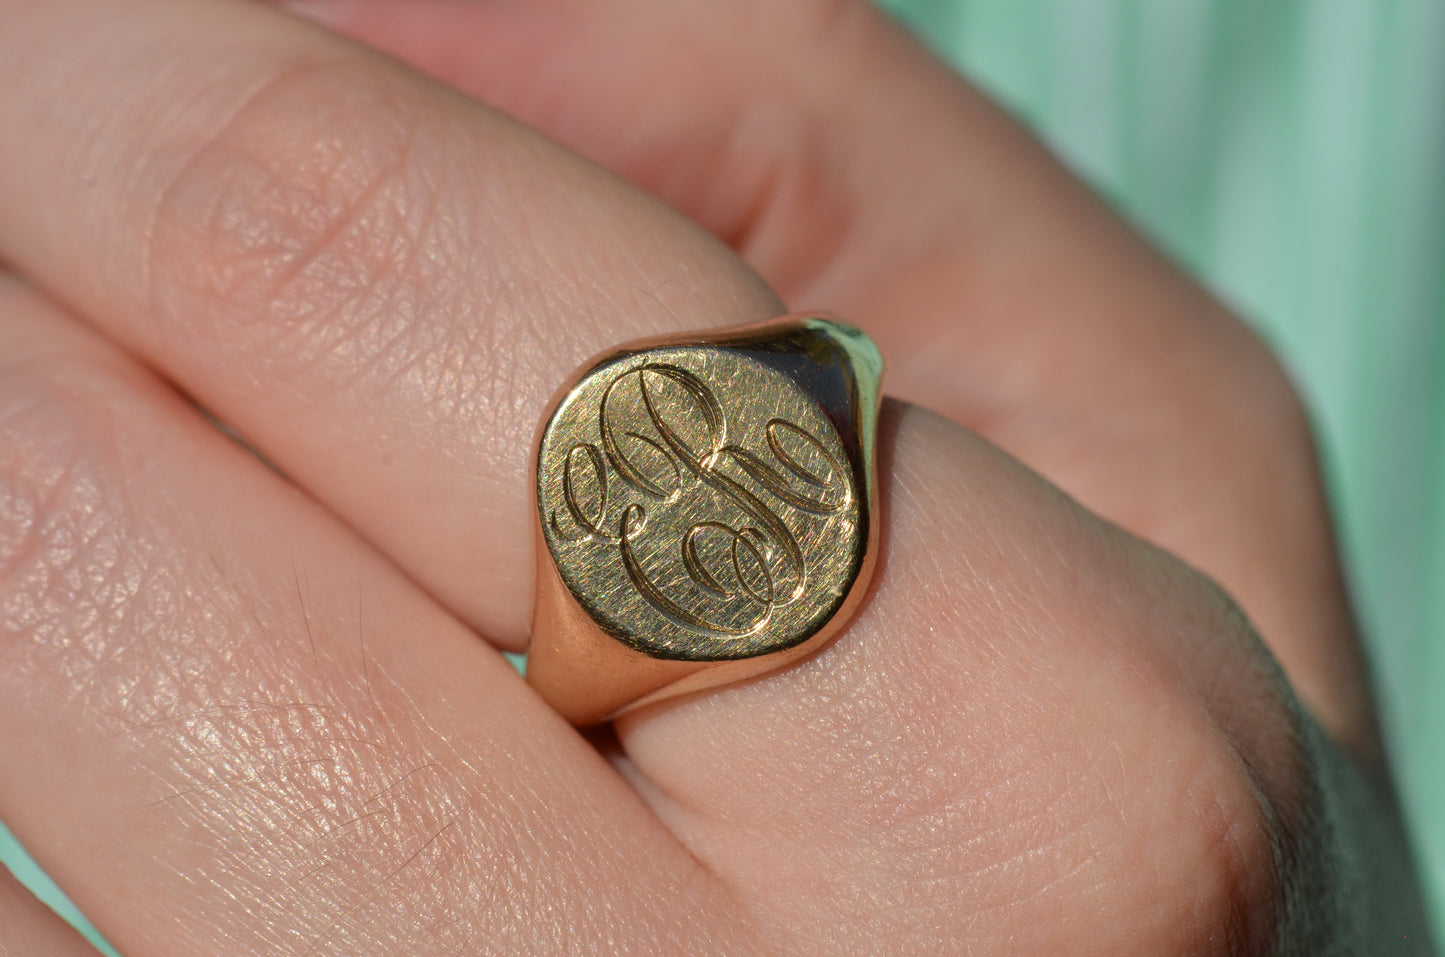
[536, 323, 876, 661]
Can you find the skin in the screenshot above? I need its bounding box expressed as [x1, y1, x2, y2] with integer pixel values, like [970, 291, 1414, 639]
[0, 0, 1432, 953]
[0, 867, 99, 957]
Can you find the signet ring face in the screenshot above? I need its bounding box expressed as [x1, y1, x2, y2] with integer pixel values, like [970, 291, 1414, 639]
[527, 315, 883, 725]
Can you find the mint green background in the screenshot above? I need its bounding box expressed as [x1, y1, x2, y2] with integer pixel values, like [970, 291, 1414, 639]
[3, 0, 1443, 950]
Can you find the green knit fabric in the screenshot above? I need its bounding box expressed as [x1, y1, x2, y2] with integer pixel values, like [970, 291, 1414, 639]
[2, 1, 1442, 950]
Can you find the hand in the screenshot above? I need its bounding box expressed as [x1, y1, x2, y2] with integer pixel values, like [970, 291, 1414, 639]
[0, 0, 1430, 953]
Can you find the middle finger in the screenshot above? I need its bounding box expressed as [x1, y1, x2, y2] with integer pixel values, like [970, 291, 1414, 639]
[0, 0, 781, 649]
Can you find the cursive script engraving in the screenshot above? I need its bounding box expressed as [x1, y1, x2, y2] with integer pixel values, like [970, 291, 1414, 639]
[549, 362, 851, 639]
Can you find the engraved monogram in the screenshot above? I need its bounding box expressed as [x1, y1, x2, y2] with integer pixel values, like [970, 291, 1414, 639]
[548, 362, 852, 639]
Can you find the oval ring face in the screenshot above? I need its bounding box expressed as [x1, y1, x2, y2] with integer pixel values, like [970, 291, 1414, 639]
[536, 344, 865, 661]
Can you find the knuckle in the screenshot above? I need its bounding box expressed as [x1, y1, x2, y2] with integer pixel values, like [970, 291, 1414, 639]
[1163, 730, 1287, 953]
[1132, 642, 1298, 950]
[145, 59, 456, 382]
[1106, 568, 1301, 952]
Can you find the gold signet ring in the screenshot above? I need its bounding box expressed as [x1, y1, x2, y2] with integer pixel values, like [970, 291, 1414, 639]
[527, 314, 883, 725]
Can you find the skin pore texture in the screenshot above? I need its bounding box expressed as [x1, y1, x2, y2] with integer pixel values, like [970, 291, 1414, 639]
[0, 0, 1433, 953]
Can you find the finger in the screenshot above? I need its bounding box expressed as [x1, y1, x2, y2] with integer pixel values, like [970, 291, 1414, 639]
[607, 404, 1307, 953]
[276, 0, 1371, 749]
[0, 866, 102, 957]
[0, 0, 780, 653]
[0, 276, 747, 954]
[0, 7, 1330, 945]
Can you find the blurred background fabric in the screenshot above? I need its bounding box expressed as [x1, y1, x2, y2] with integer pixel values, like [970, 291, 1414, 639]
[2, 0, 1442, 950]
[874, 0, 1445, 930]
